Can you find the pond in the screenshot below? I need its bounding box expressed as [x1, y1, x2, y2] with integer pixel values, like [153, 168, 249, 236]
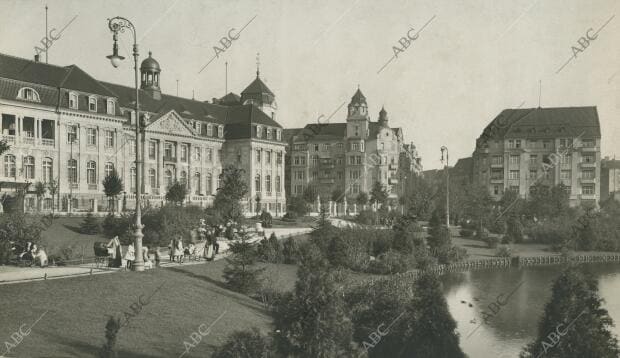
[440, 263, 620, 357]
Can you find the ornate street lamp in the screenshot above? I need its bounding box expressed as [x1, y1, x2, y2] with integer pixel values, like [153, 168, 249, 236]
[440, 146, 450, 229]
[106, 16, 144, 271]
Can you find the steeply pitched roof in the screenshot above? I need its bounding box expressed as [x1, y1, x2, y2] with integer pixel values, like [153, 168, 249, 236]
[0, 53, 69, 87]
[241, 76, 274, 96]
[350, 88, 366, 104]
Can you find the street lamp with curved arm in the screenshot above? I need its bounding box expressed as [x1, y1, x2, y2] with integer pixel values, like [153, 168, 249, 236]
[440, 146, 450, 229]
[106, 16, 145, 272]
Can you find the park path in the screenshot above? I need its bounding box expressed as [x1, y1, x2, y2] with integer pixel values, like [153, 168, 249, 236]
[0, 227, 312, 285]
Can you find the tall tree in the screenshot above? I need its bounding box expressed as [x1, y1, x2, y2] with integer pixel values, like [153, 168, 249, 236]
[34, 181, 46, 212]
[370, 181, 389, 206]
[214, 165, 249, 221]
[47, 179, 58, 215]
[165, 181, 187, 205]
[223, 230, 265, 294]
[356, 192, 369, 207]
[521, 266, 620, 358]
[102, 169, 123, 213]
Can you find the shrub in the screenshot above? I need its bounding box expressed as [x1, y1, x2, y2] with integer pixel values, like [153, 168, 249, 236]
[213, 328, 272, 358]
[505, 217, 525, 243]
[526, 219, 575, 247]
[282, 237, 300, 264]
[355, 209, 376, 225]
[495, 245, 512, 257]
[0, 213, 46, 264]
[259, 210, 273, 228]
[484, 235, 500, 249]
[141, 205, 206, 247]
[366, 250, 414, 274]
[80, 212, 100, 235]
[459, 228, 474, 238]
[101, 213, 132, 243]
[287, 196, 308, 216]
[223, 232, 265, 295]
[282, 211, 297, 222]
[257, 233, 282, 263]
[489, 218, 507, 235]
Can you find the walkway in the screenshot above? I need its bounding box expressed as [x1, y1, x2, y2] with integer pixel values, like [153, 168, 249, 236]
[0, 226, 312, 285]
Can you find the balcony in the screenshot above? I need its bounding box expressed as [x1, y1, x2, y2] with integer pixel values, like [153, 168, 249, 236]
[163, 155, 177, 162]
[579, 145, 598, 152]
[579, 177, 596, 184]
[580, 193, 597, 200]
[490, 163, 504, 168]
[579, 161, 596, 168]
[319, 177, 335, 184]
[490, 177, 504, 183]
[88, 184, 98, 190]
[2, 135, 15, 143]
[41, 138, 55, 146]
[22, 137, 34, 145]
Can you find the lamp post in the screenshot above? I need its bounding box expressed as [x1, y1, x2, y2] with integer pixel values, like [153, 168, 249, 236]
[106, 16, 144, 271]
[440, 146, 449, 229]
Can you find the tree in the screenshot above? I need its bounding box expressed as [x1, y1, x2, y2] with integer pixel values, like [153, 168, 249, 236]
[398, 272, 466, 358]
[401, 175, 437, 220]
[47, 179, 58, 215]
[520, 266, 620, 358]
[370, 181, 389, 205]
[463, 184, 494, 231]
[255, 193, 262, 214]
[102, 170, 123, 213]
[273, 243, 359, 357]
[99, 316, 121, 358]
[34, 181, 46, 212]
[223, 230, 265, 294]
[165, 181, 187, 205]
[356, 192, 369, 207]
[213, 328, 273, 358]
[302, 183, 319, 204]
[214, 165, 248, 222]
[80, 212, 100, 234]
[287, 196, 308, 217]
[0, 140, 10, 157]
[505, 216, 524, 243]
[331, 187, 345, 203]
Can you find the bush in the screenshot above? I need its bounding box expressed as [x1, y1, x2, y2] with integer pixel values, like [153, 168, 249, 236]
[495, 245, 512, 257]
[287, 196, 308, 216]
[489, 219, 507, 235]
[355, 209, 376, 225]
[213, 328, 272, 358]
[259, 210, 273, 228]
[257, 233, 282, 263]
[0, 213, 46, 264]
[223, 233, 265, 295]
[142, 205, 207, 247]
[80, 212, 100, 235]
[459, 228, 474, 238]
[366, 250, 414, 274]
[526, 219, 575, 247]
[282, 211, 297, 222]
[505, 217, 525, 243]
[484, 235, 500, 249]
[101, 213, 132, 243]
[282, 236, 300, 264]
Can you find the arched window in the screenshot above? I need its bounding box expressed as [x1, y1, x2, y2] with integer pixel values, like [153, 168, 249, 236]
[165, 169, 173, 188]
[276, 175, 281, 193]
[18, 87, 41, 102]
[24, 156, 35, 179]
[255, 174, 261, 192]
[105, 162, 114, 177]
[87, 161, 97, 185]
[130, 167, 136, 192]
[179, 171, 187, 187]
[266, 175, 271, 194]
[4, 155, 15, 178]
[67, 159, 77, 184]
[194, 172, 201, 195]
[217, 172, 221, 189]
[218, 125, 224, 138]
[206, 173, 212, 195]
[42, 158, 53, 183]
[149, 169, 157, 188]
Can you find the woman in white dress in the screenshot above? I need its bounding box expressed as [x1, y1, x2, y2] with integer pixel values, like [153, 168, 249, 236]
[124, 244, 135, 269]
[173, 238, 184, 263]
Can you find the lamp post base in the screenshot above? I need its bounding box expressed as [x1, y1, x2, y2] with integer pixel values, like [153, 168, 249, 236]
[132, 224, 145, 272]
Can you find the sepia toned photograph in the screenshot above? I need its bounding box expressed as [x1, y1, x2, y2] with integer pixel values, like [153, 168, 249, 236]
[0, 0, 619, 357]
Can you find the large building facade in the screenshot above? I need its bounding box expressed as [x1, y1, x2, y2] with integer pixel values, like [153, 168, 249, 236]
[283, 88, 422, 205]
[472, 106, 601, 207]
[0, 52, 285, 214]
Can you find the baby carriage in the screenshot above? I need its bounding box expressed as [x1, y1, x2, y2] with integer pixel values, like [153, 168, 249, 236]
[93, 242, 110, 268]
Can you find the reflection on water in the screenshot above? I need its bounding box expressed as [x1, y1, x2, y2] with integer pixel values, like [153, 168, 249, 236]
[440, 264, 620, 358]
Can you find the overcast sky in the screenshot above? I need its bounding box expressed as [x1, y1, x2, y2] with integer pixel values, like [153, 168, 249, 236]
[1, 0, 618, 169]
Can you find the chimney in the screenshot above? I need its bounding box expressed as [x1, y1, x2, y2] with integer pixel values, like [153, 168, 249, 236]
[34, 54, 40, 62]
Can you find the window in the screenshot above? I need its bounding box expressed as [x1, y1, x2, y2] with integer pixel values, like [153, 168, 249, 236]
[104, 131, 114, 148]
[491, 169, 503, 180]
[294, 156, 300, 165]
[207, 124, 213, 136]
[350, 170, 360, 180]
[542, 140, 551, 149]
[67, 159, 78, 184]
[582, 170, 595, 179]
[509, 155, 520, 165]
[18, 87, 40, 102]
[314, 144, 319, 152]
[356, 156, 362, 165]
[322, 143, 330, 151]
[4, 155, 15, 178]
[266, 151, 271, 164]
[276, 130, 281, 141]
[207, 173, 213, 195]
[128, 139, 136, 156]
[337, 171, 343, 180]
[508, 140, 515, 148]
[164, 142, 173, 158]
[563, 186, 571, 194]
[255, 174, 261, 192]
[582, 184, 595, 195]
[529, 155, 538, 166]
[509, 170, 520, 180]
[130, 167, 137, 191]
[149, 169, 157, 188]
[165, 170, 173, 188]
[194, 147, 202, 161]
[515, 139, 521, 148]
[88, 96, 97, 112]
[266, 175, 272, 193]
[582, 138, 595, 147]
[86, 161, 97, 185]
[276, 176, 281, 193]
[237, 150, 242, 163]
[312, 155, 319, 166]
[69, 93, 78, 109]
[492, 155, 503, 165]
[256, 126, 262, 138]
[24, 156, 34, 179]
[149, 141, 156, 159]
[354, 125, 359, 137]
[337, 143, 344, 150]
[352, 143, 360, 151]
[583, 154, 595, 163]
[87, 128, 96, 146]
[349, 156, 355, 165]
[493, 184, 502, 195]
[352, 183, 360, 194]
[206, 148, 213, 162]
[277, 152, 282, 165]
[510, 185, 519, 192]
[195, 122, 202, 134]
[67, 125, 78, 143]
[106, 99, 115, 115]
[180, 145, 188, 162]
[179, 171, 187, 187]
[42, 158, 53, 182]
[194, 172, 201, 195]
[218, 126, 224, 138]
[256, 149, 261, 163]
[267, 128, 272, 139]
[312, 171, 318, 180]
[105, 162, 114, 177]
[295, 171, 304, 180]
[529, 170, 537, 180]
[561, 154, 571, 165]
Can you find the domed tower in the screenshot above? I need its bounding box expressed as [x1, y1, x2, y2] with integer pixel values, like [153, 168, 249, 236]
[378, 106, 389, 127]
[140, 51, 161, 100]
[346, 86, 370, 139]
[240, 59, 277, 119]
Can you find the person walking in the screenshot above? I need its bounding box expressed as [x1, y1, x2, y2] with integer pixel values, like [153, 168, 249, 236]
[124, 244, 135, 270]
[174, 237, 184, 263]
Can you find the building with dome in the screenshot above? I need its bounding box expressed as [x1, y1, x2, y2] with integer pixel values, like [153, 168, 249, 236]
[283, 87, 422, 210]
[0, 51, 285, 214]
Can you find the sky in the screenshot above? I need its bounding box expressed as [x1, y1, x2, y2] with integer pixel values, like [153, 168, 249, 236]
[1, 0, 618, 169]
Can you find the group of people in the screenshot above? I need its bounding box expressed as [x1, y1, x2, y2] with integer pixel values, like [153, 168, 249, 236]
[16, 242, 48, 267]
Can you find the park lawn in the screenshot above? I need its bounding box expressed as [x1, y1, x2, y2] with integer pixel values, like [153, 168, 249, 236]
[40, 217, 107, 257]
[0, 259, 299, 358]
